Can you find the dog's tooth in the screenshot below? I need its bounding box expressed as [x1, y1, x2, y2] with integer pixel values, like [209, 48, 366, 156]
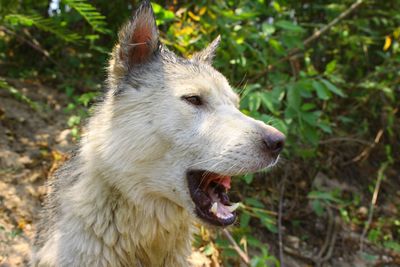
[217, 213, 233, 220]
[227, 202, 240, 212]
[210, 202, 218, 215]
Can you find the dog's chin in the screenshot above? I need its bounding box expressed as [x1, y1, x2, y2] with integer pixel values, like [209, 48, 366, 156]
[186, 170, 238, 226]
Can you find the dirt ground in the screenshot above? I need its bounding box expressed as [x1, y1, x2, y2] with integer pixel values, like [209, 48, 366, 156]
[0, 80, 399, 267]
[0, 79, 73, 266]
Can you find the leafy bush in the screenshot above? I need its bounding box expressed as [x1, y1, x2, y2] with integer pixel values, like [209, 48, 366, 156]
[1, 0, 399, 265]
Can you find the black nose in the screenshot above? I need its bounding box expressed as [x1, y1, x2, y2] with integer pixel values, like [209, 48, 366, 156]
[263, 131, 285, 155]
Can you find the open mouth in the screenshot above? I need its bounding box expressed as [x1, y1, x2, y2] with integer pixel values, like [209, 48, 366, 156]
[187, 170, 240, 226]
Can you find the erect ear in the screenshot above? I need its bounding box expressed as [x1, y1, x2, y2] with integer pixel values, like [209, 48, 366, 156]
[118, 0, 159, 68]
[191, 35, 221, 64]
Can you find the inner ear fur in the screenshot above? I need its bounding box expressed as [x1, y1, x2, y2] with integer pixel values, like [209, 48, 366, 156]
[118, 0, 159, 68]
[191, 35, 221, 64]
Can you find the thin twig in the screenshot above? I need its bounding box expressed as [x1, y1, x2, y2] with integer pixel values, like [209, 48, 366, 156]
[222, 229, 250, 265]
[319, 215, 339, 264]
[278, 170, 288, 267]
[0, 26, 66, 78]
[319, 137, 372, 146]
[302, 0, 364, 47]
[350, 129, 384, 163]
[314, 207, 334, 266]
[0, 26, 54, 64]
[283, 245, 315, 264]
[253, 0, 364, 79]
[359, 163, 388, 252]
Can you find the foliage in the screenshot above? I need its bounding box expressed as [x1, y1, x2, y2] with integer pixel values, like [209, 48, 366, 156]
[4, 13, 80, 42]
[0, 78, 41, 111]
[0, 0, 399, 265]
[63, 0, 109, 34]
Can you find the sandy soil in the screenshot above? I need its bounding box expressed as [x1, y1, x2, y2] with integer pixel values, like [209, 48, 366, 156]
[0, 79, 73, 266]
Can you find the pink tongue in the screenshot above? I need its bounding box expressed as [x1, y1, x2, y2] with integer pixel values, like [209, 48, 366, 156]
[208, 174, 231, 189]
[219, 176, 231, 189]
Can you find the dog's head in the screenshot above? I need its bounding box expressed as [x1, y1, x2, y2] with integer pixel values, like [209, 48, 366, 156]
[99, 0, 285, 226]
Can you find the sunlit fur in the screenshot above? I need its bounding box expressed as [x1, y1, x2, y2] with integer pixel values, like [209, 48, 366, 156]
[32, 1, 283, 266]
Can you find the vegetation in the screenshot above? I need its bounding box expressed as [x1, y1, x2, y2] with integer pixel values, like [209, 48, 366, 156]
[0, 0, 399, 266]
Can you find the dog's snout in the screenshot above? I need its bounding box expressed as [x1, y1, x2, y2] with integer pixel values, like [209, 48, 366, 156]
[262, 131, 285, 155]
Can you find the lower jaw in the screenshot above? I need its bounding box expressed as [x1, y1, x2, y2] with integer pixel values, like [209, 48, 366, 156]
[195, 206, 236, 226]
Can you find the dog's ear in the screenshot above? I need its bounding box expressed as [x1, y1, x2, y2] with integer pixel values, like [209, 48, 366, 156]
[192, 35, 221, 64]
[118, 0, 159, 68]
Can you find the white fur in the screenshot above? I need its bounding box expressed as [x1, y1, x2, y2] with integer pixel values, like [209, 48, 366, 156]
[32, 61, 281, 266]
[32, 4, 283, 266]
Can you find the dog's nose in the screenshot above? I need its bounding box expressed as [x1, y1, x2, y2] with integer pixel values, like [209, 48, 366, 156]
[263, 131, 285, 155]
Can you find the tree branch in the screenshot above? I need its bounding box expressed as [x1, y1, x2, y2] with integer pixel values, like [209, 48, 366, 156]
[222, 229, 250, 265]
[359, 162, 388, 252]
[278, 170, 288, 267]
[254, 0, 364, 79]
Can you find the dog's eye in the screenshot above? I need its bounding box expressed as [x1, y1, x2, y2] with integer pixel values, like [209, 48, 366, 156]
[182, 95, 203, 106]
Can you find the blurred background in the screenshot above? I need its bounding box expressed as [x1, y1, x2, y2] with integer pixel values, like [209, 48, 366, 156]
[0, 0, 399, 266]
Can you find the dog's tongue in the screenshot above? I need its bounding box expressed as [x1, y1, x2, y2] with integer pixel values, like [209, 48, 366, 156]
[206, 173, 231, 189]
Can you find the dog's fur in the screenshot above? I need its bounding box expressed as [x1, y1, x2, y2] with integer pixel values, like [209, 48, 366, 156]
[32, 1, 284, 266]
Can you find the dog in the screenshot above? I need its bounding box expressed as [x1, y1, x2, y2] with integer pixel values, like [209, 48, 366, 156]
[32, 1, 285, 266]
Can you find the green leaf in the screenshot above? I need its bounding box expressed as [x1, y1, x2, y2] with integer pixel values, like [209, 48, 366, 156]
[284, 106, 297, 120]
[68, 115, 81, 127]
[250, 257, 264, 267]
[78, 92, 99, 107]
[318, 120, 333, 134]
[246, 235, 262, 247]
[268, 38, 285, 54]
[62, 0, 109, 34]
[152, 2, 175, 25]
[295, 148, 317, 158]
[0, 78, 41, 111]
[275, 20, 305, 33]
[300, 123, 319, 145]
[281, 33, 304, 49]
[5, 14, 80, 42]
[262, 220, 278, 233]
[384, 241, 400, 252]
[256, 211, 277, 233]
[261, 23, 275, 36]
[312, 80, 331, 100]
[320, 79, 346, 97]
[286, 83, 301, 110]
[245, 198, 265, 208]
[260, 92, 276, 113]
[360, 252, 379, 262]
[203, 244, 214, 256]
[259, 115, 288, 135]
[367, 229, 380, 243]
[248, 92, 261, 112]
[311, 200, 325, 216]
[240, 212, 251, 228]
[325, 60, 337, 74]
[308, 191, 343, 203]
[241, 174, 254, 184]
[301, 103, 316, 111]
[301, 111, 320, 126]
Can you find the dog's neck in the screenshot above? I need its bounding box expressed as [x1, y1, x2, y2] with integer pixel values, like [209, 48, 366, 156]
[63, 163, 193, 266]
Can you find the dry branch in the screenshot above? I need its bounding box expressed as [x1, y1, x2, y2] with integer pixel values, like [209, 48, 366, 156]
[254, 0, 364, 79]
[222, 229, 250, 266]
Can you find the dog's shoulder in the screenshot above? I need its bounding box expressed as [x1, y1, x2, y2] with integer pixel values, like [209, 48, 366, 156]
[33, 151, 81, 249]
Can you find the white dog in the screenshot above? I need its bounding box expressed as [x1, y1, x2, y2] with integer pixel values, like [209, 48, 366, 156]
[32, 1, 285, 266]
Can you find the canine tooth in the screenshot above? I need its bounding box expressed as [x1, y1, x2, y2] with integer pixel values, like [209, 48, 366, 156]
[217, 213, 234, 220]
[227, 202, 240, 212]
[210, 202, 218, 214]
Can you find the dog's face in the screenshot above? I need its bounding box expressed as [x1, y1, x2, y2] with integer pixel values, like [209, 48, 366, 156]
[104, 1, 285, 226]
